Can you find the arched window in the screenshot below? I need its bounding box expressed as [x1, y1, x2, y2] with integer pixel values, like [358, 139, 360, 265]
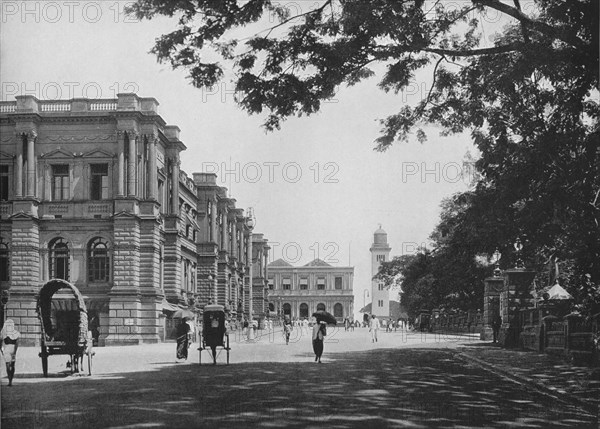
[0, 238, 9, 281]
[334, 303, 343, 318]
[316, 303, 326, 312]
[283, 303, 291, 316]
[299, 303, 309, 318]
[88, 237, 110, 282]
[49, 238, 69, 280]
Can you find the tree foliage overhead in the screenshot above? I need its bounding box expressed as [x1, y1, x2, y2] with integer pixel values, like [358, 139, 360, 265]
[129, 0, 599, 312]
[127, 0, 598, 143]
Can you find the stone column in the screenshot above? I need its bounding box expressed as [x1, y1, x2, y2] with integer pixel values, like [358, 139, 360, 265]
[499, 269, 536, 347]
[127, 132, 137, 197]
[148, 137, 158, 200]
[171, 159, 179, 215]
[8, 215, 41, 345]
[26, 131, 36, 198]
[107, 215, 142, 345]
[117, 131, 125, 197]
[15, 133, 23, 198]
[231, 217, 237, 259]
[221, 211, 228, 252]
[210, 200, 217, 242]
[248, 230, 253, 320]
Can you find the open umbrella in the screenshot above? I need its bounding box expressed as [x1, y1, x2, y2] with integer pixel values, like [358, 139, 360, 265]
[546, 283, 573, 300]
[171, 308, 196, 319]
[312, 311, 337, 325]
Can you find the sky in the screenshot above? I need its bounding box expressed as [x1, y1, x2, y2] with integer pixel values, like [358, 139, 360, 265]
[0, 1, 494, 319]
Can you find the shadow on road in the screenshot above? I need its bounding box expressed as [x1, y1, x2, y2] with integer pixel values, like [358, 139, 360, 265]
[2, 348, 596, 428]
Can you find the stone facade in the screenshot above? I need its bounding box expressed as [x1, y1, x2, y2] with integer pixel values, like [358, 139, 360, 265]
[0, 94, 268, 345]
[266, 258, 354, 322]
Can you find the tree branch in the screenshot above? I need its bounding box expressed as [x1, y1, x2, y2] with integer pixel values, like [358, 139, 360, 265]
[474, 0, 587, 50]
[422, 44, 522, 57]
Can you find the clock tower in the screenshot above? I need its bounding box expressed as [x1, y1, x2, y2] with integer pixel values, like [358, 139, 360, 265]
[370, 225, 391, 317]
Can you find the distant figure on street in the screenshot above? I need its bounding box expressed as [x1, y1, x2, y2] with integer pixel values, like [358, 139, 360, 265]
[492, 313, 502, 343]
[369, 315, 380, 343]
[312, 321, 327, 362]
[283, 319, 292, 345]
[1, 319, 20, 386]
[187, 318, 196, 344]
[176, 318, 191, 362]
[242, 318, 249, 340]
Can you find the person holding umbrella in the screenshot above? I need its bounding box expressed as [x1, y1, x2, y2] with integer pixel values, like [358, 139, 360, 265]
[312, 321, 327, 363]
[311, 311, 336, 363]
[175, 317, 191, 362]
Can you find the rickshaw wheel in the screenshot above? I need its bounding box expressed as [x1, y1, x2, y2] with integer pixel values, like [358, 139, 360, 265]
[41, 354, 48, 377]
[226, 335, 230, 365]
[87, 348, 93, 376]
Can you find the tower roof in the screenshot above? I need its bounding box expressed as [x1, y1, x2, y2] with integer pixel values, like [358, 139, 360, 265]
[372, 224, 390, 249]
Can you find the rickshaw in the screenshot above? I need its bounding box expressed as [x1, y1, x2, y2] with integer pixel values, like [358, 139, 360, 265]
[199, 304, 230, 365]
[36, 279, 94, 376]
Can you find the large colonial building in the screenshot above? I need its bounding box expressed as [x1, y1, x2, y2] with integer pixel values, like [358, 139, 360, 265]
[0, 94, 269, 345]
[370, 226, 391, 318]
[266, 258, 354, 322]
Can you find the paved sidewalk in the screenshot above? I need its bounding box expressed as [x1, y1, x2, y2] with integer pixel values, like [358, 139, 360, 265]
[458, 342, 600, 415]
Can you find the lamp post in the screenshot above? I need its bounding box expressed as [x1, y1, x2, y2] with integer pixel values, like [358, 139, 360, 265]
[246, 208, 255, 339]
[206, 274, 214, 305]
[278, 296, 282, 325]
[492, 248, 502, 277]
[514, 238, 524, 269]
[246, 208, 255, 318]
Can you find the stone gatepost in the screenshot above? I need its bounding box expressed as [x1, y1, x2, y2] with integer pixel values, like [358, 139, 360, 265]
[499, 268, 536, 347]
[481, 277, 504, 340]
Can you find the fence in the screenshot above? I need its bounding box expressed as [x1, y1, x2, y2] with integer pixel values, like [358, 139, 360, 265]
[516, 309, 599, 365]
[429, 310, 483, 335]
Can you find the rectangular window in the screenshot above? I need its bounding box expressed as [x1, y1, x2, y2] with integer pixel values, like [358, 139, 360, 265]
[0, 165, 8, 201]
[90, 164, 108, 200]
[52, 165, 70, 200]
[0, 244, 8, 282]
[158, 179, 164, 208]
[268, 279, 274, 290]
[317, 278, 325, 290]
[378, 300, 383, 307]
[377, 255, 385, 262]
[283, 278, 291, 290]
[335, 277, 342, 290]
[379, 283, 384, 291]
[300, 278, 308, 290]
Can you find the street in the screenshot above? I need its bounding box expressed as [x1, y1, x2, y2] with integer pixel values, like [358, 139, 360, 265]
[1, 328, 597, 428]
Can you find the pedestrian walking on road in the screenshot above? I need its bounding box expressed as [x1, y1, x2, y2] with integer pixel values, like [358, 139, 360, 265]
[1, 319, 19, 386]
[176, 318, 191, 361]
[492, 313, 502, 343]
[312, 321, 327, 362]
[284, 319, 292, 345]
[369, 315, 380, 343]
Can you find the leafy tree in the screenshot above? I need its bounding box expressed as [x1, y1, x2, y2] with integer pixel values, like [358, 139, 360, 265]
[127, 1, 597, 138]
[129, 0, 599, 306]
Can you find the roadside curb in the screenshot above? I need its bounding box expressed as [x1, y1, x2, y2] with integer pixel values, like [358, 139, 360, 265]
[456, 351, 598, 417]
